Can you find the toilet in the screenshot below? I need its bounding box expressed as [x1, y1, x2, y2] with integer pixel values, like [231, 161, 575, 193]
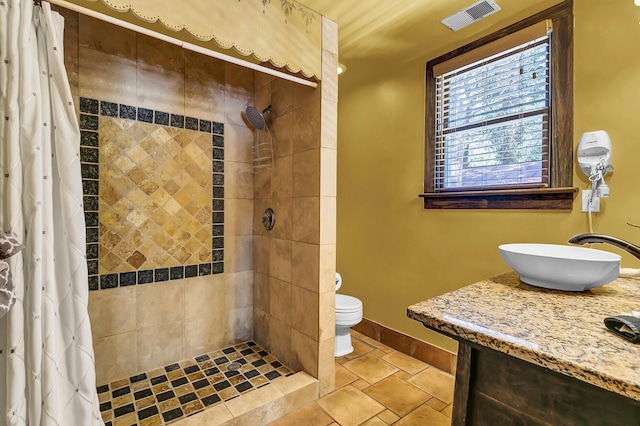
[335, 272, 363, 357]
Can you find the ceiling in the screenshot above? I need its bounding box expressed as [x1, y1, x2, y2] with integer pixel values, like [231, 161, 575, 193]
[297, 0, 564, 66]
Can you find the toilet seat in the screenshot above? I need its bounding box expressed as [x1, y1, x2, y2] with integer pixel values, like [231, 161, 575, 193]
[336, 294, 362, 313]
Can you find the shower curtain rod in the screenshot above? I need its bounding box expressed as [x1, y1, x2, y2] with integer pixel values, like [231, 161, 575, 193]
[44, 0, 319, 88]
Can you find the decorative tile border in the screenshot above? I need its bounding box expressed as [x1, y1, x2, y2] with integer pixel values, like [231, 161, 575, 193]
[97, 341, 293, 425]
[79, 97, 225, 290]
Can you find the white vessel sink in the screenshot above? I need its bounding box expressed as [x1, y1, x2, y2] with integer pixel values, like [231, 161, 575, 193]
[499, 243, 620, 291]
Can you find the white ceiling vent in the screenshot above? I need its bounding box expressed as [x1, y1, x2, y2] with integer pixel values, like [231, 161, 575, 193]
[441, 0, 501, 32]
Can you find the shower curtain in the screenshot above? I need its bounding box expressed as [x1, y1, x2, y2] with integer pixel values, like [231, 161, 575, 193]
[0, 1, 103, 425]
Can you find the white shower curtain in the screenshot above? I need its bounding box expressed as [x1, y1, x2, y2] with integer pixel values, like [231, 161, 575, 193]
[0, 1, 103, 425]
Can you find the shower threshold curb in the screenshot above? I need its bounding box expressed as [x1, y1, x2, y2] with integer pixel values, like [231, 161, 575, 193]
[173, 371, 319, 425]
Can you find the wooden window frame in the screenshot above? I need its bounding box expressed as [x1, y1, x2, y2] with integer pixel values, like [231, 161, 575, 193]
[420, 1, 576, 210]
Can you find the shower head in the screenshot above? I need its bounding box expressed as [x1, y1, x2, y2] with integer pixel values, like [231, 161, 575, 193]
[245, 105, 272, 131]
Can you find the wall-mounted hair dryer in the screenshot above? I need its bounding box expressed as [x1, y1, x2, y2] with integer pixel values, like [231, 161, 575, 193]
[577, 130, 613, 199]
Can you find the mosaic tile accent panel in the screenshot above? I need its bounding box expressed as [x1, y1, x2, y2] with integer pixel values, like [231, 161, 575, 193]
[79, 97, 225, 290]
[97, 341, 293, 425]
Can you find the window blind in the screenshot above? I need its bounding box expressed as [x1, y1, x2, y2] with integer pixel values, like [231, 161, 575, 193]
[434, 31, 550, 191]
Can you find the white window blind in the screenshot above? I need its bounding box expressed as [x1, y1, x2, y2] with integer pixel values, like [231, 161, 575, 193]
[434, 29, 551, 191]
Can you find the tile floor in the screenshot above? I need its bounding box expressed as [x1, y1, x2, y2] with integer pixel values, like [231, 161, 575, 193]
[97, 341, 293, 425]
[270, 330, 454, 426]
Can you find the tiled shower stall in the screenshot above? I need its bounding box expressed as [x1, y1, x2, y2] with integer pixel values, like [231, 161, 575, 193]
[55, 4, 337, 424]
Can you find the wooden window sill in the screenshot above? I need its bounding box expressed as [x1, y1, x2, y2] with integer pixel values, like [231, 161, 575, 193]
[419, 187, 578, 210]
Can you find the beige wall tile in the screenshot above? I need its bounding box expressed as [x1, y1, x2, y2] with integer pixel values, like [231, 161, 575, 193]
[88, 286, 137, 338]
[291, 286, 319, 340]
[319, 291, 335, 342]
[184, 75, 225, 123]
[253, 235, 271, 275]
[321, 100, 338, 150]
[225, 198, 254, 236]
[322, 17, 338, 55]
[320, 50, 338, 103]
[253, 272, 270, 314]
[172, 402, 233, 426]
[271, 78, 295, 117]
[270, 239, 292, 282]
[137, 33, 184, 73]
[226, 235, 254, 272]
[292, 102, 321, 153]
[292, 197, 320, 244]
[225, 271, 253, 310]
[78, 14, 136, 60]
[254, 83, 272, 113]
[225, 123, 254, 163]
[79, 47, 137, 105]
[225, 306, 253, 344]
[137, 279, 185, 329]
[272, 111, 293, 159]
[225, 382, 284, 417]
[184, 274, 225, 319]
[253, 307, 270, 350]
[320, 149, 337, 197]
[225, 85, 252, 127]
[254, 71, 275, 92]
[225, 162, 254, 199]
[320, 196, 337, 245]
[137, 321, 184, 372]
[93, 331, 137, 385]
[253, 198, 272, 237]
[184, 51, 225, 84]
[292, 149, 320, 197]
[318, 338, 336, 396]
[184, 315, 227, 359]
[270, 278, 292, 326]
[136, 62, 185, 114]
[225, 63, 254, 92]
[291, 329, 319, 377]
[270, 198, 292, 241]
[291, 241, 319, 292]
[272, 155, 293, 199]
[293, 82, 321, 110]
[269, 316, 292, 368]
[319, 244, 337, 294]
[254, 167, 272, 200]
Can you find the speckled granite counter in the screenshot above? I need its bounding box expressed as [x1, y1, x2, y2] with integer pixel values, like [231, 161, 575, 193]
[407, 272, 640, 402]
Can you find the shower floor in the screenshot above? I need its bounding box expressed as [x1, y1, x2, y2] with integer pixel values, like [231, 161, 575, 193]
[97, 341, 293, 426]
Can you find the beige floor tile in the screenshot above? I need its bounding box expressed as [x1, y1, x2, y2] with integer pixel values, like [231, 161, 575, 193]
[335, 363, 358, 388]
[382, 351, 429, 375]
[393, 370, 412, 381]
[407, 367, 455, 404]
[344, 354, 398, 384]
[361, 337, 394, 353]
[426, 397, 448, 412]
[442, 404, 453, 418]
[394, 404, 450, 426]
[378, 409, 400, 425]
[344, 338, 375, 360]
[370, 349, 388, 358]
[352, 379, 371, 390]
[269, 402, 334, 426]
[361, 417, 388, 426]
[364, 376, 430, 417]
[336, 357, 348, 365]
[317, 386, 384, 426]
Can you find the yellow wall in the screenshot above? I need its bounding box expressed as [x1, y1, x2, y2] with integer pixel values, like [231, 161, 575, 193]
[336, 0, 640, 352]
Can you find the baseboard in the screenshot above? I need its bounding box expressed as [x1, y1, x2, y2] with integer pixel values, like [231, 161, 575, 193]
[353, 318, 457, 375]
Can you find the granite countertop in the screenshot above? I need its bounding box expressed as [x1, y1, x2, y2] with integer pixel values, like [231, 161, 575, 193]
[407, 272, 640, 401]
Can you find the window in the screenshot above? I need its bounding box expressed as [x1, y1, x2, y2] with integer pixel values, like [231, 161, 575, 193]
[421, 1, 576, 209]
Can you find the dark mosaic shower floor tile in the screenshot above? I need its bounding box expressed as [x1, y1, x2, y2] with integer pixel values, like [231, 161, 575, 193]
[97, 341, 293, 425]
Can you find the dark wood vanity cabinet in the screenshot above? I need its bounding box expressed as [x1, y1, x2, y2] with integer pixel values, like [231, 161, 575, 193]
[452, 342, 640, 426]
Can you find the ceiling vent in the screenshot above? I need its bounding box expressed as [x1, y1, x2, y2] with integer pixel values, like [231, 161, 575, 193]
[441, 0, 501, 32]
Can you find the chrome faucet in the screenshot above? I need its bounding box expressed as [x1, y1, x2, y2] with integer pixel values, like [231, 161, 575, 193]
[568, 234, 640, 260]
